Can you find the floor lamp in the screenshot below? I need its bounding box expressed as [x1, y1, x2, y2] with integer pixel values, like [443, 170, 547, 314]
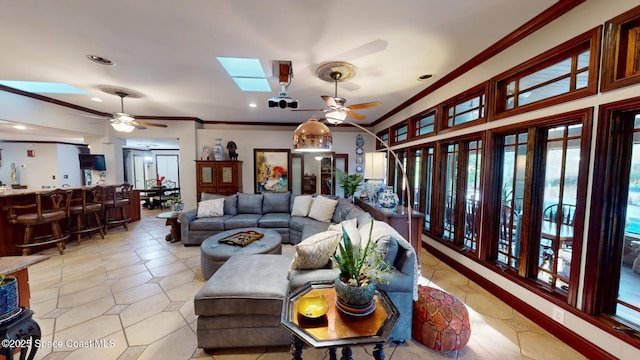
[292, 116, 414, 251]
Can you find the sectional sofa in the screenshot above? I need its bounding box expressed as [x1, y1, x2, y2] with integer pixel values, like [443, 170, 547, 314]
[183, 192, 418, 346]
[178, 192, 372, 245]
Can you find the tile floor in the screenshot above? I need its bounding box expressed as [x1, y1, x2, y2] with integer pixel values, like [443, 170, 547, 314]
[22, 208, 586, 359]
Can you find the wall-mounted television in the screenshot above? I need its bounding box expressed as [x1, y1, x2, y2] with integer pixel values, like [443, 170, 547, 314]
[79, 154, 106, 171]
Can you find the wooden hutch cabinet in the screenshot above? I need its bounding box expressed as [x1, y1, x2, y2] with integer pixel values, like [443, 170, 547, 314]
[196, 160, 242, 201]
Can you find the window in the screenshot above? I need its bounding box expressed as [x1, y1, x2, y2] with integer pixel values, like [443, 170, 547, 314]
[445, 92, 485, 129]
[601, 5, 640, 91]
[504, 51, 590, 110]
[377, 130, 389, 150]
[413, 111, 436, 137]
[438, 137, 483, 254]
[392, 123, 408, 144]
[487, 110, 591, 303]
[497, 132, 527, 270]
[589, 102, 640, 333]
[493, 27, 600, 119]
[422, 147, 435, 232]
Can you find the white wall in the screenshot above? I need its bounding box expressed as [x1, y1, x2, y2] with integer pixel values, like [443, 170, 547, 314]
[197, 125, 373, 198]
[0, 142, 82, 189]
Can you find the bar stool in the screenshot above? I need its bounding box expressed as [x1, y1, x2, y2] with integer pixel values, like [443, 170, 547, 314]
[104, 183, 132, 234]
[6, 189, 73, 256]
[67, 186, 105, 245]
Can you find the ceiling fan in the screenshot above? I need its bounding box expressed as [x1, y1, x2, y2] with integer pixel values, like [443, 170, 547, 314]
[294, 62, 381, 123]
[75, 89, 168, 132]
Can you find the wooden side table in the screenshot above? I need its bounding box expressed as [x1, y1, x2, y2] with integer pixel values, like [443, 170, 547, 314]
[354, 198, 424, 256]
[0, 308, 41, 360]
[281, 281, 398, 360]
[156, 212, 181, 243]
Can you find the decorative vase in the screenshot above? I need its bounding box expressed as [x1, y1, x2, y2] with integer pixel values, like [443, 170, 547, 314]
[213, 138, 225, 161]
[334, 276, 375, 310]
[170, 203, 183, 216]
[363, 181, 384, 204]
[378, 186, 399, 209]
[0, 276, 19, 320]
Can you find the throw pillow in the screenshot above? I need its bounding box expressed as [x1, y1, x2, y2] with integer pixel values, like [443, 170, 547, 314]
[358, 220, 400, 264]
[308, 196, 339, 223]
[291, 195, 314, 217]
[196, 198, 225, 218]
[290, 230, 342, 270]
[263, 192, 291, 213]
[328, 218, 360, 246]
[199, 193, 238, 215]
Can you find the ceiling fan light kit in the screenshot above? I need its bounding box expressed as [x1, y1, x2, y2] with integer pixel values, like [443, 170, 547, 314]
[293, 61, 381, 121]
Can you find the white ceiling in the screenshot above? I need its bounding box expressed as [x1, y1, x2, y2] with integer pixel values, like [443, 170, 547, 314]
[0, 0, 556, 146]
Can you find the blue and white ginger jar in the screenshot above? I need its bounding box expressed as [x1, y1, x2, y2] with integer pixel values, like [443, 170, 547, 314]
[378, 186, 399, 209]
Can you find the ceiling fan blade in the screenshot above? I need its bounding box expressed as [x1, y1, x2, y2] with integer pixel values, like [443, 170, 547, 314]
[346, 111, 366, 121]
[135, 121, 168, 128]
[348, 101, 381, 110]
[134, 125, 147, 130]
[321, 95, 338, 108]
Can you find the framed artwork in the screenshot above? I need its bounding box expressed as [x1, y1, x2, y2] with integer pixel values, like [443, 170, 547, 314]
[254, 148, 290, 193]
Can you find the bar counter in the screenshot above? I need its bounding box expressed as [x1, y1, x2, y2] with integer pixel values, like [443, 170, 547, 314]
[0, 186, 140, 256]
[0, 255, 49, 307]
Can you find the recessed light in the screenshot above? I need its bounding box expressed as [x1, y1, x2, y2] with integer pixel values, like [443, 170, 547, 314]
[13, 125, 27, 130]
[418, 74, 433, 81]
[87, 55, 115, 66]
[249, 103, 257, 108]
[91, 97, 103, 102]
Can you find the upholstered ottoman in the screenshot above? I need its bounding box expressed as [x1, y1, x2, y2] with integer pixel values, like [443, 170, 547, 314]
[194, 254, 292, 351]
[200, 228, 282, 279]
[412, 286, 471, 352]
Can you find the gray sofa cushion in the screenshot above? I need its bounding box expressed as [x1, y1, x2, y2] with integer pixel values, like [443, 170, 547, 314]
[194, 254, 291, 317]
[201, 193, 238, 215]
[189, 215, 232, 231]
[258, 213, 290, 228]
[289, 216, 327, 233]
[225, 214, 261, 229]
[263, 192, 291, 213]
[237, 193, 263, 214]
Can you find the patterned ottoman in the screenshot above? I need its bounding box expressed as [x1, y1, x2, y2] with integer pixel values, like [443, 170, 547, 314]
[412, 286, 471, 352]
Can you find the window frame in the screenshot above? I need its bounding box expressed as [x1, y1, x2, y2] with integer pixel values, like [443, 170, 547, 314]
[410, 108, 437, 140]
[390, 121, 409, 145]
[376, 129, 390, 150]
[492, 27, 601, 120]
[601, 5, 640, 92]
[482, 109, 592, 304]
[587, 97, 640, 337]
[440, 83, 488, 133]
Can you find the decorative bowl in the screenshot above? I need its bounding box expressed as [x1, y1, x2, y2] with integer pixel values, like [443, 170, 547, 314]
[298, 294, 328, 319]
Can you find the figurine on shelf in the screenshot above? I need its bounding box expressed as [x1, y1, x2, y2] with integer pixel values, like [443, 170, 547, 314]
[10, 163, 17, 185]
[201, 145, 211, 160]
[227, 141, 238, 160]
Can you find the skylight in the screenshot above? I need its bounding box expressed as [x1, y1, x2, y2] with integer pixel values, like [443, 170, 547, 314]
[0, 80, 87, 94]
[216, 57, 271, 92]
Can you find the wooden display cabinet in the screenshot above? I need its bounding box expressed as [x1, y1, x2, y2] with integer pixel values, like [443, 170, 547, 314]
[196, 160, 243, 201]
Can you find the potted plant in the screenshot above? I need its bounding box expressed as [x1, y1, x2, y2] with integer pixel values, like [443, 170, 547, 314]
[331, 219, 392, 313]
[335, 169, 364, 202]
[0, 274, 19, 320]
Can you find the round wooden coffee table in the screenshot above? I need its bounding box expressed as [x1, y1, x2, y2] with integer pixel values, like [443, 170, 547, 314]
[200, 228, 282, 279]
